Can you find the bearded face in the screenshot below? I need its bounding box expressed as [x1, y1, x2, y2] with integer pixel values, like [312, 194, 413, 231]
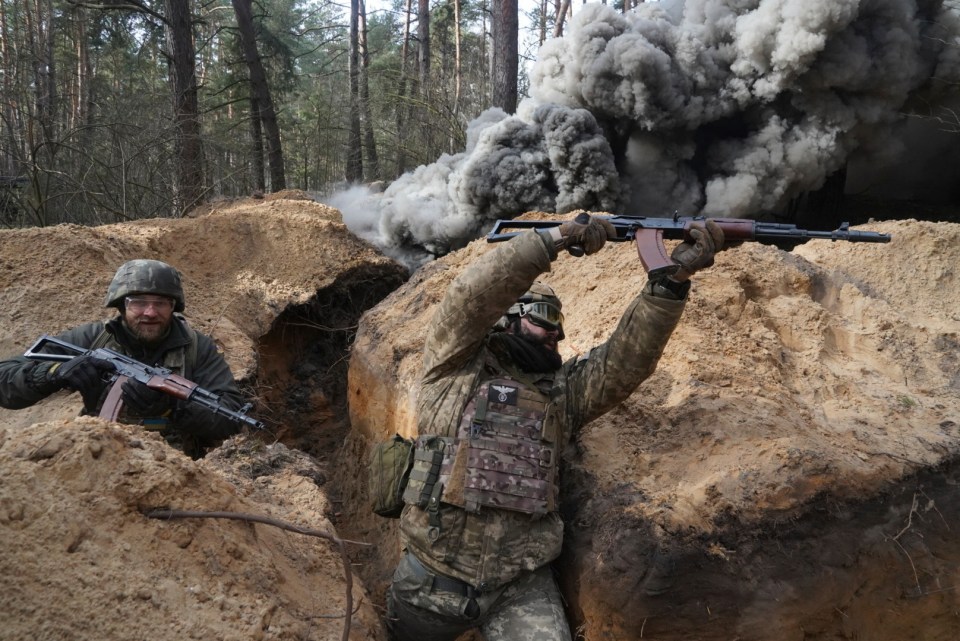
[121, 295, 175, 344]
[516, 316, 560, 354]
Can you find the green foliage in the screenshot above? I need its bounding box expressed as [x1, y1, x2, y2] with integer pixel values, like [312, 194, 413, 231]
[898, 395, 918, 409]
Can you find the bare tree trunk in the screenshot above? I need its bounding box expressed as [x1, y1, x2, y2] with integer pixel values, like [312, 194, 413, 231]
[0, 0, 19, 175]
[22, 0, 51, 142]
[491, 0, 518, 114]
[481, 0, 488, 107]
[164, 0, 206, 215]
[553, 0, 570, 38]
[394, 0, 414, 177]
[345, 0, 363, 182]
[40, 0, 55, 145]
[417, 0, 430, 93]
[73, 9, 91, 131]
[416, 0, 433, 158]
[22, 0, 56, 224]
[249, 94, 266, 193]
[231, 0, 286, 191]
[359, 0, 380, 182]
[453, 0, 462, 134]
[538, 0, 547, 46]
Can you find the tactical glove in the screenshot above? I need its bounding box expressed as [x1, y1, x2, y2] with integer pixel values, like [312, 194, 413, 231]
[54, 355, 115, 410]
[670, 219, 724, 280]
[121, 378, 170, 417]
[557, 213, 617, 256]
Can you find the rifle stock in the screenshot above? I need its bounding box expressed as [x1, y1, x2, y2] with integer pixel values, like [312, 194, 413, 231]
[487, 215, 891, 277]
[24, 335, 264, 430]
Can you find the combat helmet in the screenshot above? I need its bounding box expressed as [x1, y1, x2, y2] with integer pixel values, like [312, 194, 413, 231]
[498, 282, 565, 339]
[105, 259, 185, 312]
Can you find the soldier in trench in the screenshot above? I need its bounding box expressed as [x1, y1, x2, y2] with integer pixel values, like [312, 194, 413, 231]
[386, 214, 725, 640]
[0, 259, 245, 458]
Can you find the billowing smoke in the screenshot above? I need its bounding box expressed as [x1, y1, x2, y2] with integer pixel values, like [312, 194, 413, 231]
[333, 0, 960, 268]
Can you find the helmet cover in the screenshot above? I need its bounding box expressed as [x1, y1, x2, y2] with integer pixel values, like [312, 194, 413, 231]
[104, 259, 185, 312]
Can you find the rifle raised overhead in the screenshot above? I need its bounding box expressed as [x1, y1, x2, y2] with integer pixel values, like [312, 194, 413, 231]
[487, 213, 891, 277]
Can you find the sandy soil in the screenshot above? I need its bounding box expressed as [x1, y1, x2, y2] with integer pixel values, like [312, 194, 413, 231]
[1, 195, 958, 641]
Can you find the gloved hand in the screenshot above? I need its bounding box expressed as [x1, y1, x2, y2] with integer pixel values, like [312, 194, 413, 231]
[557, 213, 617, 256]
[121, 378, 169, 417]
[53, 355, 115, 410]
[670, 219, 725, 280]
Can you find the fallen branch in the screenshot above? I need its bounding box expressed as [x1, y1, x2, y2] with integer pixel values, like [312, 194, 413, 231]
[145, 508, 369, 641]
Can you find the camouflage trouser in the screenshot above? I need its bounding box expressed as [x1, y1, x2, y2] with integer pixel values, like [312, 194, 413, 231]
[386, 552, 572, 641]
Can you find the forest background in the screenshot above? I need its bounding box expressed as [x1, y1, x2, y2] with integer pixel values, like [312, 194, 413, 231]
[0, 0, 572, 226]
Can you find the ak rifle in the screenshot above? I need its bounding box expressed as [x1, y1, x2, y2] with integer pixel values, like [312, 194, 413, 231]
[24, 335, 264, 429]
[487, 214, 891, 277]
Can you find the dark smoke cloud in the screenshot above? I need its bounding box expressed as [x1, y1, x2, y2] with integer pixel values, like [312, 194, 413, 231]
[333, 0, 960, 268]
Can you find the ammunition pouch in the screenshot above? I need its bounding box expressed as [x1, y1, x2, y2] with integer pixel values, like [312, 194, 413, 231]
[369, 434, 415, 518]
[402, 436, 450, 511]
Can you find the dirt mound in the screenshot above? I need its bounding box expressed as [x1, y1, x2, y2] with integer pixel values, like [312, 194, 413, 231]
[0, 418, 382, 641]
[0, 196, 382, 370]
[344, 216, 960, 640]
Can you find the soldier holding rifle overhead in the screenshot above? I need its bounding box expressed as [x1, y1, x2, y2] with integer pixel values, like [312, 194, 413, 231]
[385, 213, 726, 641]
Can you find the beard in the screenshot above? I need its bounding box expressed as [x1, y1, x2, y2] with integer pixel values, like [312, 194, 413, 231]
[518, 323, 559, 354]
[498, 325, 562, 372]
[125, 317, 171, 345]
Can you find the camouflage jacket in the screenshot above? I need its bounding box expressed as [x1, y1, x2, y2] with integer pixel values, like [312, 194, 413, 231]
[400, 229, 686, 591]
[0, 316, 244, 457]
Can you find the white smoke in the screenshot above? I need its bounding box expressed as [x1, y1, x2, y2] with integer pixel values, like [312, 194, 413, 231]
[334, 0, 960, 268]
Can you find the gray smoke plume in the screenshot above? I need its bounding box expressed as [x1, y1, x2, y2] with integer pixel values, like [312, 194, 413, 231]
[333, 0, 960, 268]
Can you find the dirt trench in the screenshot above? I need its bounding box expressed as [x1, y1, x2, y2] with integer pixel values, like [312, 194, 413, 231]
[253, 271, 403, 465]
[322, 387, 960, 641]
[558, 453, 960, 640]
[264, 282, 960, 641]
[254, 267, 406, 459]
[0, 197, 414, 641]
[328, 216, 960, 641]
[254, 296, 398, 613]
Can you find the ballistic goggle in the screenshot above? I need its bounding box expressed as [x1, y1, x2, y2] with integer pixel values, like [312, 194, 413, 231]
[519, 301, 564, 333]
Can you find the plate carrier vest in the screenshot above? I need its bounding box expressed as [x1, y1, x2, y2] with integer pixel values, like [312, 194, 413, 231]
[404, 363, 560, 517]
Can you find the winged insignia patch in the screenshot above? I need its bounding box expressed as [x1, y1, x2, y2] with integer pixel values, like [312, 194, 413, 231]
[489, 384, 518, 404]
